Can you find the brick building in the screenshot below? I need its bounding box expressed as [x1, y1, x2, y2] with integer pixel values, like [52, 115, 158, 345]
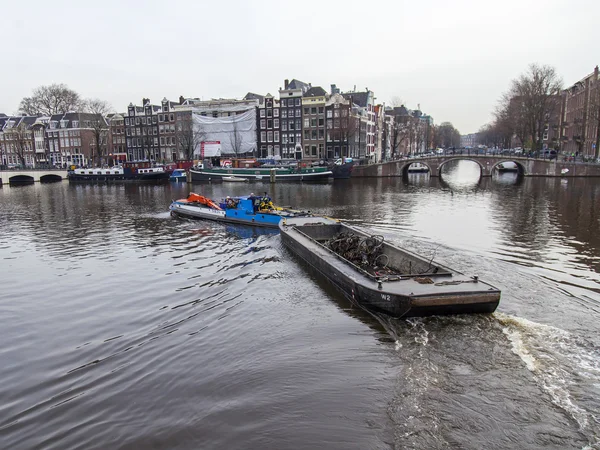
[302, 86, 327, 161]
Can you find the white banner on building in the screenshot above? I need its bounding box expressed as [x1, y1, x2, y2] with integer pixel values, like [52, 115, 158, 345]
[192, 109, 257, 156]
[198, 141, 221, 158]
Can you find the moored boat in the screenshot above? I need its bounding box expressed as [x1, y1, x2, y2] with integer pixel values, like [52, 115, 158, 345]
[407, 162, 429, 173]
[170, 193, 312, 227]
[170, 169, 187, 182]
[222, 176, 249, 182]
[68, 161, 171, 182]
[190, 166, 332, 182]
[279, 217, 501, 318]
[496, 162, 518, 173]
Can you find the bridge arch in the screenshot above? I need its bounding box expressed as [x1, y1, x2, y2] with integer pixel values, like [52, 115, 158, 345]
[490, 160, 527, 176]
[9, 174, 35, 185]
[437, 157, 487, 178]
[400, 161, 432, 178]
[40, 174, 63, 183]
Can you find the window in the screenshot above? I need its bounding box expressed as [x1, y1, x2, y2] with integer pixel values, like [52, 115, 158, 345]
[274, 119, 279, 128]
[274, 144, 280, 155]
[318, 129, 324, 139]
[295, 98, 301, 106]
[267, 145, 273, 155]
[282, 121, 287, 131]
[260, 119, 266, 129]
[274, 131, 279, 142]
[153, 116, 158, 124]
[305, 146, 310, 156]
[311, 130, 317, 140]
[304, 130, 310, 139]
[334, 110, 340, 118]
[289, 121, 295, 130]
[310, 118, 317, 127]
[304, 118, 310, 128]
[274, 108, 279, 117]
[267, 119, 273, 129]
[318, 143, 324, 156]
[341, 109, 348, 117]
[311, 145, 317, 156]
[267, 109, 272, 117]
[282, 134, 288, 144]
[260, 109, 266, 118]
[327, 119, 333, 129]
[267, 131, 273, 142]
[295, 109, 301, 117]
[311, 107, 317, 114]
[281, 109, 287, 118]
[318, 118, 324, 127]
[135, 117, 140, 125]
[281, 99, 287, 107]
[327, 110, 332, 118]
[296, 119, 301, 130]
[72, 121, 79, 128]
[289, 135, 295, 144]
[304, 107, 309, 114]
[261, 131, 266, 142]
[318, 107, 324, 114]
[142, 117, 147, 125]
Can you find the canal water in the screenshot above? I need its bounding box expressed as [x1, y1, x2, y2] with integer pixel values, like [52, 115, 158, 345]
[0, 161, 599, 449]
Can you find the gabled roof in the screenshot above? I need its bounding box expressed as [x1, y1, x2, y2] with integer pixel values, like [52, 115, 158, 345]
[304, 86, 327, 97]
[244, 92, 265, 102]
[288, 79, 311, 92]
[342, 91, 369, 108]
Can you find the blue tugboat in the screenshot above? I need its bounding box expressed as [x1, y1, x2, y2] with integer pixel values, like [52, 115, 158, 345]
[169, 193, 311, 227]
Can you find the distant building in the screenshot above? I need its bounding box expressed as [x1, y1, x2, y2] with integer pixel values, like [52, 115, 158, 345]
[460, 133, 479, 148]
[125, 99, 162, 161]
[342, 89, 376, 160]
[302, 86, 328, 161]
[279, 79, 305, 160]
[257, 94, 281, 158]
[325, 93, 352, 160]
[561, 65, 600, 157]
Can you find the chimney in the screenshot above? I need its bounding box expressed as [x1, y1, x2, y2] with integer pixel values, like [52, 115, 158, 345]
[284, 79, 289, 89]
[179, 95, 185, 105]
[353, 85, 356, 92]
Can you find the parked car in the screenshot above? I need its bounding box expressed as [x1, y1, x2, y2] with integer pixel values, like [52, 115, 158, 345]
[334, 157, 354, 165]
[542, 150, 557, 160]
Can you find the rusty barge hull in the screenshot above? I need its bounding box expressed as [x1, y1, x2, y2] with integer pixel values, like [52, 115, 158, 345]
[279, 218, 501, 318]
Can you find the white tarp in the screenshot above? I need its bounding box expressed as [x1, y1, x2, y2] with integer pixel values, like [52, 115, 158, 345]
[193, 109, 257, 156]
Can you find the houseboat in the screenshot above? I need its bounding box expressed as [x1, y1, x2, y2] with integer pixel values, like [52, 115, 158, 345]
[68, 161, 171, 182]
[189, 165, 332, 182]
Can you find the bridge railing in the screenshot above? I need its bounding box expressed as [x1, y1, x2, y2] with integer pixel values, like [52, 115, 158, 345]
[381, 149, 600, 165]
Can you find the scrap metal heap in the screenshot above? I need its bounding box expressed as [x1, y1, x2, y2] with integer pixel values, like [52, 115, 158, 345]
[324, 231, 432, 278]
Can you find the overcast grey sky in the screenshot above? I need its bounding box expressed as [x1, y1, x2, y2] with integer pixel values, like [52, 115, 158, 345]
[2, 0, 598, 133]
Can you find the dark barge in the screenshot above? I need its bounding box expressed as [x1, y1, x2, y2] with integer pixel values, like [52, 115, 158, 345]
[279, 217, 501, 318]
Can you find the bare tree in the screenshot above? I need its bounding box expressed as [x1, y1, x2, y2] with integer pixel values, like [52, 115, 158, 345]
[176, 112, 206, 160]
[389, 96, 405, 108]
[229, 116, 244, 157]
[505, 64, 563, 150]
[389, 118, 410, 158]
[10, 122, 32, 167]
[19, 84, 83, 116]
[83, 99, 112, 166]
[338, 111, 359, 160]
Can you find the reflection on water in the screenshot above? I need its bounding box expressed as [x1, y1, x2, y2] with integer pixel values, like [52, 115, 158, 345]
[0, 168, 599, 449]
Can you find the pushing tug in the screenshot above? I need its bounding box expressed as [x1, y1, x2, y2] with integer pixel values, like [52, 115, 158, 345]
[169, 192, 312, 227]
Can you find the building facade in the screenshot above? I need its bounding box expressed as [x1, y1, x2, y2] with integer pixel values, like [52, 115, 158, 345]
[561, 65, 600, 157]
[125, 99, 161, 161]
[302, 86, 327, 161]
[325, 93, 352, 160]
[279, 82, 304, 160]
[257, 94, 281, 159]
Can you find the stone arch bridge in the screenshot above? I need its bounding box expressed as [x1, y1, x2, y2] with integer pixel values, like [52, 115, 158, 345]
[352, 155, 600, 178]
[0, 169, 69, 185]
